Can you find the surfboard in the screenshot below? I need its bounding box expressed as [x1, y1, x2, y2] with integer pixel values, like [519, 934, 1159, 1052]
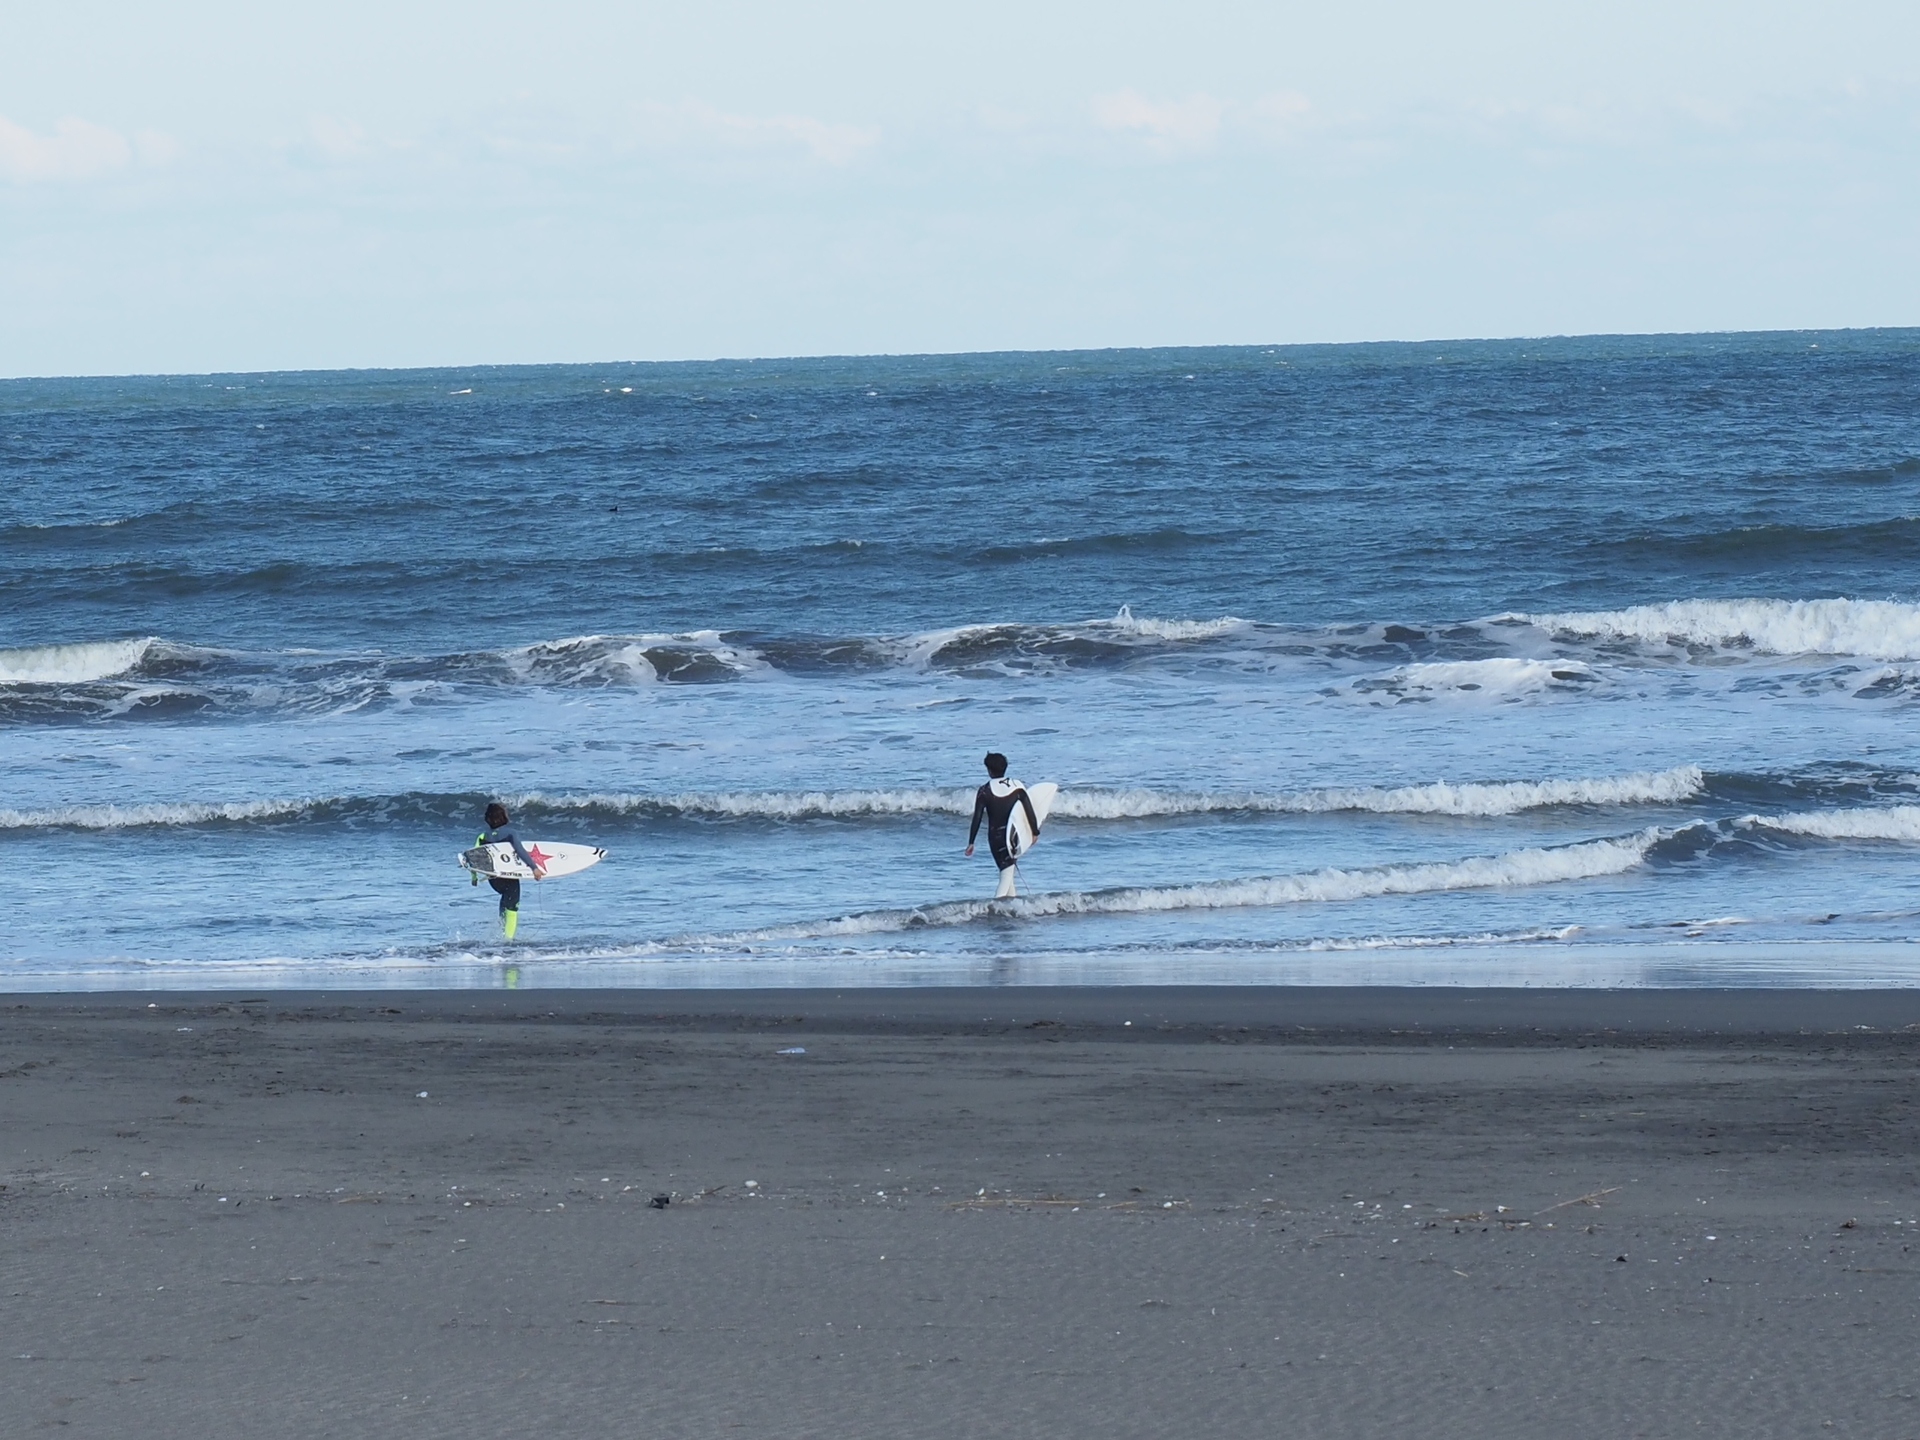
[1005, 782, 1058, 861]
[459, 841, 606, 880]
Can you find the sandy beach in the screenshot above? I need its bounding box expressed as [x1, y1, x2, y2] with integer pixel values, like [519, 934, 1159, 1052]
[4, 986, 1918, 1438]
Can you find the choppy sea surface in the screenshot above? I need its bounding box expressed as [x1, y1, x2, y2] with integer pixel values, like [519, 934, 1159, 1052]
[7, 332, 1920, 990]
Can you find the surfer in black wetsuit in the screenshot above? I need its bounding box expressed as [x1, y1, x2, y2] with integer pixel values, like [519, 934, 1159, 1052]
[479, 802, 545, 940]
[965, 752, 1040, 899]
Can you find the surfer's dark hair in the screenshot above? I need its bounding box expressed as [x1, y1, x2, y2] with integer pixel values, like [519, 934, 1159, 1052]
[485, 802, 509, 827]
[984, 752, 1008, 778]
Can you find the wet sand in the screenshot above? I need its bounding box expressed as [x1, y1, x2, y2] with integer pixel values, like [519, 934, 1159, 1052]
[4, 987, 1918, 1438]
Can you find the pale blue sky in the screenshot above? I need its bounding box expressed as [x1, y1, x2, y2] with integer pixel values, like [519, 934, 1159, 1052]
[3, 1, 1917, 375]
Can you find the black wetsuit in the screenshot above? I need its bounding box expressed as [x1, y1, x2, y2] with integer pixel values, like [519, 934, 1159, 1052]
[483, 823, 537, 914]
[968, 779, 1040, 870]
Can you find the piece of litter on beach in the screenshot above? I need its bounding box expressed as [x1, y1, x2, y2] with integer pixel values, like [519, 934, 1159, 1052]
[777, 1047, 806, 1055]
[416, 1091, 429, 1098]
[745, 1181, 759, 1189]
[648, 1193, 670, 1209]
[176, 1027, 193, 1033]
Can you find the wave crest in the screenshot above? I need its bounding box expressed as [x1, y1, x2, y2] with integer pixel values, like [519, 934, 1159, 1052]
[0, 637, 156, 685]
[1747, 805, 1920, 841]
[1053, 767, 1703, 819]
[697, 833, 1657, 942]
[0, 798, 316, 830]
[1517, 599, 1920, 662]
[0, 767, 1706, 832]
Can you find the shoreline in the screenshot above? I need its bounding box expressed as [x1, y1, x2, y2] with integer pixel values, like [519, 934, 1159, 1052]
[11, 938, 1920, 994]
[13, 983, 1920, 1036]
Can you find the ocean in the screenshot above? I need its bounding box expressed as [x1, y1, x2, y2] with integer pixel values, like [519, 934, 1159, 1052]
[6, 330, 1920, 990]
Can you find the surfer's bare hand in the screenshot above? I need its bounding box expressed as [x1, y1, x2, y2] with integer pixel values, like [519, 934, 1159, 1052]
[533, 867, 548, 880]
[964, 844, 973, 857]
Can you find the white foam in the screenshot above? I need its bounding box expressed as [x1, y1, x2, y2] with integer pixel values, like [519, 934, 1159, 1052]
[898, 624, 988, 669]
[1518, 598, 1920, 662]
[1053, 766, 1704, 819]
[1299, 925, 1584, 951]
[0, 767, 1703, 834]
[0, 798, 314, 830]
[698, 832, 1656, 943]
[897, 608, 1247, 669]
[1360, 657, 1598, 701]
[506, 631, 770, 684]
[511, 766, 1702, 822]
[1106, 604, 1247, 640]
[1747, 806, 1920, 842]
[515, 788, 974, 819]
[0, 637, 154, 685]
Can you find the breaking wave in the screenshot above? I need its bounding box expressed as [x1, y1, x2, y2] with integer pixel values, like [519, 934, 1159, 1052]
[686, 833, 1659, 942]
[0, 637, 157, 685]
[17, 599, 1920, 730]
[1746, 805, 1920, 842]
[0, 797, 366, 831]
[894, 607, 1247, 672]
[1517, 598, 1920, 662]
[521, 766, 1703, 823]
[1063, 767, 1704, 818]
[1105, 604, 1248, 641]
[0, 767, 1706, 832]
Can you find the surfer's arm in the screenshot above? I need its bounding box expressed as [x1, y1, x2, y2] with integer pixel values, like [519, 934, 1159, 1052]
[500, 832, 546, 878]
[966, 789, 987, 852]
[1016, 788, 1039, 836]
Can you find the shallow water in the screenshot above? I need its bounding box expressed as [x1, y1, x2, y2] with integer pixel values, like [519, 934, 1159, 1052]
[6, 332, 1920, 988]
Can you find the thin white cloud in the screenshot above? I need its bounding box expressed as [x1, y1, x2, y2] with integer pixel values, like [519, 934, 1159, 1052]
[1252, 91, 1313, 124]
[1092, 90, 1225, 152]
[0, 115, 133, 182]
[133, 130, 180, 166]
[634, 101, 879, 165]
[306, 113, 371, 162]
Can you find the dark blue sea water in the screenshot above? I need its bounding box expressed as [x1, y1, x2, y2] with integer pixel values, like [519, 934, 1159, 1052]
[7, 330, 1920, 988]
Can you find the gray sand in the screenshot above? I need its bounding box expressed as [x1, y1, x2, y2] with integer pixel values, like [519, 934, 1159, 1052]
[4, 988, 1917, 1438]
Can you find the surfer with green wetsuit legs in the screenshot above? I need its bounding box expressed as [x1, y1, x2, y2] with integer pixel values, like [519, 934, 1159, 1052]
[966, 752, 1040, 898]
[477, 802, 546, 939]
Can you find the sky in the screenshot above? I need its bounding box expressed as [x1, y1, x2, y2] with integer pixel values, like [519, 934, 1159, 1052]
[2, 1, 1918, 376]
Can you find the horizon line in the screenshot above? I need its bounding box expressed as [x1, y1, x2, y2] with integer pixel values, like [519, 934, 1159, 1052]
[5, 324, 1918, 386]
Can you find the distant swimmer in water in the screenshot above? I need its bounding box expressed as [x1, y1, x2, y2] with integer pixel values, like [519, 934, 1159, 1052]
[477, 801, 546, 940]
[965, 752, 1040, 899]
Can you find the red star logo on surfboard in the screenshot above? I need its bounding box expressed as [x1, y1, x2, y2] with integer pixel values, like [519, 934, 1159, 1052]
[525, 844, 553, 869]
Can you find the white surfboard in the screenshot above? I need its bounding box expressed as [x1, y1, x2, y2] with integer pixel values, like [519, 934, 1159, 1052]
[1005, 782, 1058, 861]
[459, 840, 606, 880]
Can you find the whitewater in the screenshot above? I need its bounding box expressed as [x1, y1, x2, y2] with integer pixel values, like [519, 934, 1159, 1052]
[6, 331, 1920, 988]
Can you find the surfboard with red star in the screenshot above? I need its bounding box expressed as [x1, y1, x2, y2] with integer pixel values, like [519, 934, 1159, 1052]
[458, 840, 607, 880]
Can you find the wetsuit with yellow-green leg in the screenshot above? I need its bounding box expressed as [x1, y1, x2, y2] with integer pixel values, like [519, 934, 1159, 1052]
[478, 803, 543, 939]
